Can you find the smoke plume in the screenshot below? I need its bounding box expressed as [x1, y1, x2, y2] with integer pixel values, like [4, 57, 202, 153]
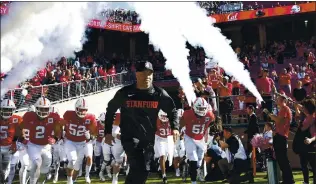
[175, 2, 263, 102]
[132, 2, 197, 104]
[1, 2, 107, 97]
[132, 2, 263, 103]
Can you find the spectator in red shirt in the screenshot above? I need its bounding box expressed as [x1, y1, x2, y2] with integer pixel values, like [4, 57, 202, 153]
[98, 66, 105, 77]
[256, 69, 276, 121]
[107, 65, 116, 75]
[307, 51, 315, 68]
[264, 95, 294, 184]
[278, 68, 292, 96]
[107, 65, 116, 87]
[218, 76, 233, 124]
[59, 71, 68, 83]
[32, 74, 42, 86]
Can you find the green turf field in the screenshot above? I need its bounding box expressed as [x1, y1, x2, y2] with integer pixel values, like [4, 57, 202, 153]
[12, 171, 310, 184]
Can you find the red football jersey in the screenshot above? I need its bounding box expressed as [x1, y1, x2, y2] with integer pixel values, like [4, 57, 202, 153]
[96, 120, 105, 142]
[183, 109, 215, 140]
[0, 115, 23, 146]
[155, 119, 172, 138]
[113, 113, 120, 126]
[22, 112, 61, 145]
[63, 111, 97, 142]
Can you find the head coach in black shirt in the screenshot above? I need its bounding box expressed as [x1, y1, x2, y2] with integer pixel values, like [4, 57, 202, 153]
[104, 61, 180, 184]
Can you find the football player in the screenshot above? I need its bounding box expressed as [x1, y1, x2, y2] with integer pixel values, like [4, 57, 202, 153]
[173, 109, 186, 178]
[95, 113, 106, 181]
[101, 112, 125, 184]
[154, 110, 174, 184]
[48, 106, 63, 183]
[0, 99, 23, 183]
[63, 98, 97, 184]
[22, 97, 62, 184]
[180, 97, 215, 184]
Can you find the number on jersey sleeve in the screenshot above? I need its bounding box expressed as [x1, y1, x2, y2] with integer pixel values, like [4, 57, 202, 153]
[98, 129, 104, 137]
[0, 126, 8, 139]
[23, 129, 30, 140]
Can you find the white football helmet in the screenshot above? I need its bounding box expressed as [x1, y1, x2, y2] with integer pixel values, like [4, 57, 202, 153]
[75, 98, 88, 118]
[98, 112, 106, 126]
[158, 109, 169, 122]
[0, 99, 16, 119]
[34, 97, 51, 119]
[193, 97, 208, 117]
[49, 106, 59, 115]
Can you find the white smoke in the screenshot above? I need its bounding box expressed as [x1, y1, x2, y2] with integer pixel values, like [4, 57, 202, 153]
[132, 2, 263, 103]
[175, 2, 263, 102]
[132, 3, 197, 104]
[0, 2, 107, 97]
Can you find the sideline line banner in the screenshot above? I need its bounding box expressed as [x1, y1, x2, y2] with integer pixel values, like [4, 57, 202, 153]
[211, 2, 316, 23]
[86, 2, 315, 32]
[1, 2, 315, 32]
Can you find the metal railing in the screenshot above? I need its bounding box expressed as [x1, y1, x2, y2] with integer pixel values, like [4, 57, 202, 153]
[4, 72, 132, 112]
[180, 93, 286, 125]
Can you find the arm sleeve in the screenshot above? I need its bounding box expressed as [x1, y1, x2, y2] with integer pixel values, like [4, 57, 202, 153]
[90, 116, 98, 136]
[160, 89, 180, 130]
[105, 89, 125, 134]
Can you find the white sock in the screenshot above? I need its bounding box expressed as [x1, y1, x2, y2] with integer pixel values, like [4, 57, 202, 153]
[67, 176, 73, 184]
[113, 173, 119, 179]
[191, 181, 197, 184]
[112, 173, 118, 184]
[176, 168, 180, 173]
[7, 164, 16, 184]
[85, 165, 92, 177]
[162, 173, 166, 178]
[19, 165, 28, 184]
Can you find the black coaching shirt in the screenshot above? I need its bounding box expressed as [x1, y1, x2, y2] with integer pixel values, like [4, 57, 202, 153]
[105, 83, 179, 147]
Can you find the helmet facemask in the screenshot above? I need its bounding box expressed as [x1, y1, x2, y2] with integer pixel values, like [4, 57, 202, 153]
[36, 107, 50, 119]
[0, 107, 15, 119]
[76, 107, 87, 118]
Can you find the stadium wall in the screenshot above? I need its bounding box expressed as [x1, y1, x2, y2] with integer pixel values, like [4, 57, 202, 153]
[15, 86, 122, 117]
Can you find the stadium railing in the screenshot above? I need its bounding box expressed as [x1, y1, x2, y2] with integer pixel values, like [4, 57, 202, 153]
[5, 72, 132, 112]
[181, 92, 297, 125]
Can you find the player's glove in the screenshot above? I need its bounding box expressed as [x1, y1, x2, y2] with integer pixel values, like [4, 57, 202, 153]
[85, 131, 91, 140]
[48, 137, 56, 145]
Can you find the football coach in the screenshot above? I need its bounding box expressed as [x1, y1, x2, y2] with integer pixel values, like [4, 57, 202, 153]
[104, 61, 180, 184]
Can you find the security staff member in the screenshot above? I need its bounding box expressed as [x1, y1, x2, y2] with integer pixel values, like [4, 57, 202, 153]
[218, 76, 233, 124]
[104, 61, 180, 184]
[244, 105, 259, 155]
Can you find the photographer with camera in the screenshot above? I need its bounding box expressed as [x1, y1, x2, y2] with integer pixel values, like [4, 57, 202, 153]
[218, 127, 253, 184]
[204, 120, 226, 182]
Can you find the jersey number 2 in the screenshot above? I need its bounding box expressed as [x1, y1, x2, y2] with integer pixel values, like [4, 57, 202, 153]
[35, 126, 45, 139]
[69, 124, 86, 136]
